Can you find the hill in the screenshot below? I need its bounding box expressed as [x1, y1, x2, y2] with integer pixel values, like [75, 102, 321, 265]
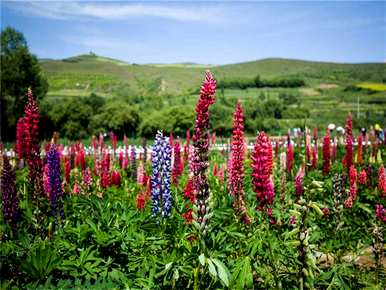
[41, 54, 385, 96]
[39, 54, 385, 139]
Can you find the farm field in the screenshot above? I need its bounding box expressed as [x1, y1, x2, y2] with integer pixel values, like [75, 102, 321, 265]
[1, 72, 385, 289]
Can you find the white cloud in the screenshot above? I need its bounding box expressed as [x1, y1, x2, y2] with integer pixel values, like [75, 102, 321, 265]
[4, 1, 224, 23]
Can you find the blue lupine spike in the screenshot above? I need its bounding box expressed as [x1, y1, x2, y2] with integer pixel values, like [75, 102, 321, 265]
[47, 144, 64, 220]
[151, 131, 173, 218]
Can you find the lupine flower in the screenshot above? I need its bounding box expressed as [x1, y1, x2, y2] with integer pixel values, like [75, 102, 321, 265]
[82, 167, 92, 187]
[151, 132, 173, 218]
[343, 113, 353, 170]
[378, 166, 386, 197]
[306, 134, 312, 167]
[43, 164, 51, 197]
[184, 178, 195, 203]
[182, 179, 195, 223]
[47, 144, 64, 219]
[136, 179, 151, 210]
[73, 181, 80, 194]
[294, 166, 305, 196]
[229, 102, 250, 223]
[137, 159, 145, 185]
[251, 131, 275, 211]
[63, 156, 71, 183]
[192, 71, 216, 234]
[349, 165, 357, 201]
[375, 204, 386, 223]
[357, 134, 363, 165]
[118, 151, 124, 168]
[286, 135, 294, 174]
[160, 139, 172, 217]
[25, 89, 40, 156]
[130, 147, 137, 180]
[280, 152, 286, 202]
[122, 153, 128, 170]
[311, 146, 318, 169]
[322, 130, 331, 175]
[182, 209, 194, 224]
[332, 137, 337, 161]
[183, 130, 190, 164]
[359, 169, 367, 185]
[23, 89, 44, 197]
[100, 152, 110, 188]
[172, 140, 183, 185]
[1, 156, 19, 228]
[75, 147, 86, 170]
[111, 170, 121, 186]
[15, 117, 29, 160]
[136, 193, 146, 210]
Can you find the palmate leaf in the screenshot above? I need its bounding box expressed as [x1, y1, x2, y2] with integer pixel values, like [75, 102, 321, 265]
[231, 256, 252, 289]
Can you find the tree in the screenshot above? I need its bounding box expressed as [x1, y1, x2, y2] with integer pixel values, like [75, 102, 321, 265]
[0, 26, 48, 141]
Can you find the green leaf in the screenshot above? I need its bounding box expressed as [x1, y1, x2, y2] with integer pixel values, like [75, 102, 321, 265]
[242, 257, 253, 288]
[212, 258, 229, 287]
[198, 254, 206, 266]
[207, 259, 217, 278]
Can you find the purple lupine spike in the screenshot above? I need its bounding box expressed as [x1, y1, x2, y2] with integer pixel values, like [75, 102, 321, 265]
[151, 132, 163, 216]
[1, 156, 19, 228]
[47, 144, 64, 219]
[151, 131, 173, 218]
[161, 138, 172, 217]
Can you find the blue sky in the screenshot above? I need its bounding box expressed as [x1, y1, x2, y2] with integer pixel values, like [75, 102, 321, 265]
[1, 1, 385, 64]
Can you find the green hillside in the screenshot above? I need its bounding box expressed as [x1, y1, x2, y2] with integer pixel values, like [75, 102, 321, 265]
[41, 54, 386, 96]
[39, 54, 385, 139]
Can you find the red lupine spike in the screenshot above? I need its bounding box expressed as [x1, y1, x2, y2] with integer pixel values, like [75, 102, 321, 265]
[322, 130, 331, 175]
[15, 117, 29, 160]
[349, 165, 357, 201]
[295, 165, 305, 196]
[359, 169, 367, 185]
[286, 135, 293, 174]
[378, 166, 386, 197]
[251, 131, 274, 211]
[191, 71, 216, 233]
[230, 102, 250, 223]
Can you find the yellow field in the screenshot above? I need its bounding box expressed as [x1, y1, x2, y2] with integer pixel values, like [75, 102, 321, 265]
[356, 82, 386, 91]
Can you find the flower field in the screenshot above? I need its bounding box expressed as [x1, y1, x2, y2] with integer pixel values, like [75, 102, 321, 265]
[1, 71, 385, 289]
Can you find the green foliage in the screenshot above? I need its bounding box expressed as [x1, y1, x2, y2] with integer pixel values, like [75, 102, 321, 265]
[0, 26, 48, 141]
[217, 74, 305, 90]
[90, 100, 141, 137]
[1, 146, 385, 289]
[139, 106, 194, 137]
